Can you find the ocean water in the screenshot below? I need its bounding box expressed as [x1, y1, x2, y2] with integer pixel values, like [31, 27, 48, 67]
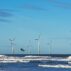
[0, 62, 71, 71]
[0, 54, 71, 71]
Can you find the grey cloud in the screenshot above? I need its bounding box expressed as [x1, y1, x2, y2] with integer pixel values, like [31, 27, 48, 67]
[0, 19, 11, 23]
[0, 9, 14, 23]
[0, 9, 14, 12]
[0, 9, 13, 17]
[48, 0, 71, 9]
[22, 4, 47, 11]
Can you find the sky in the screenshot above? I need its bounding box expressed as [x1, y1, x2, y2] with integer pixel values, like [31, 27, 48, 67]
[0, 0, 71, 54]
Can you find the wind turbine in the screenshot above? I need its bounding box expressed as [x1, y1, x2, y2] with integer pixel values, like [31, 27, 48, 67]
[35, 34, 40, 55]
[48, 40, 52, 56]
[28, 40, 32, 55]
[9, 38, 15, 54]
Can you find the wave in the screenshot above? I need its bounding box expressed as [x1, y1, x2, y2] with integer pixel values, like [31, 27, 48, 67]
[0, 55, 30, 63]
[38, 64, 71, 68]
[0, 55, 71, 63]
[0, 60, 30, 63]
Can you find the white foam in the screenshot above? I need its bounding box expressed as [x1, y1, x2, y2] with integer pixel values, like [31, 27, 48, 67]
[0, 59, 30, 63]
[0, 55, 70, 63]
[0, 55, 6, 57]
[38, 64, 71, 68]
[67, 56, 71, 60]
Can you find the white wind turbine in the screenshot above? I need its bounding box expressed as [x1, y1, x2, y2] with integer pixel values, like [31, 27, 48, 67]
[9, 38, 15, 54]
[35, 34, 41, 55]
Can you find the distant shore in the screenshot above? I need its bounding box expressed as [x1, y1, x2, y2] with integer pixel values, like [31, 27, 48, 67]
[0, 54, 71, 57]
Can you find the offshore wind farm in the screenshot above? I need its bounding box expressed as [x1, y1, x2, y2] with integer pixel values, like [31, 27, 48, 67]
[0, 0, 71, 71]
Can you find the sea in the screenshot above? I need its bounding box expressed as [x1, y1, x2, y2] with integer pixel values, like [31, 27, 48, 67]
[0, 54, 71, 71]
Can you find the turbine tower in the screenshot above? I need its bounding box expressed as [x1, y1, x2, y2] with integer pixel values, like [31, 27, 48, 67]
[48, 40, 52, 56]
[9, 38, 15, 54]
[35, 34, 40, 55]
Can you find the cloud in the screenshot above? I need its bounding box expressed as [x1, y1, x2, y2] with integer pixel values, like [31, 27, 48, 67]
[0, 9, 14, 23]
[22, 4, 47, 11]
[0, 19, 11, 23]
[48, 0, 71, 9]
[0, 10, 13, 17]
[0, 9, 14, 12]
